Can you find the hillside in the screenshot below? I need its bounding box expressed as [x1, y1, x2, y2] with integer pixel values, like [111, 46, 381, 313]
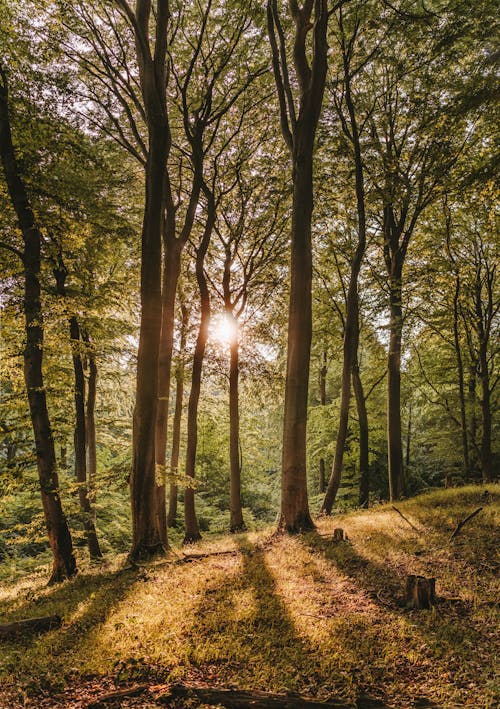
[0, 485, 498, 708]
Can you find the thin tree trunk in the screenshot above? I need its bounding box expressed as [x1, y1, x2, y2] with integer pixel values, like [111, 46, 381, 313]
[0, 67, 76, 583]
[467, 362, 479, 478]
[184, 205, 214, 544]
[167, 300, 188, 528]
[477, 329, 492, 484]
[387, 266, 404, 501]
[405, 401, 411, 481]
[321, 26, 367, 514]
[155, 242, 182, 545]
[229, 324, 245, 532]
[53, 267, 102, 560]
[83, 331, 98, 534]
[319, 350, 327, 493]
[85, 333, 98, 489]
[352, 365, 369, 508]
[452, 274, 470, 480]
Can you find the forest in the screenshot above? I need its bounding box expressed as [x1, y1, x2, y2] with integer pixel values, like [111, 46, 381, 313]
[0, 0, 498, 707]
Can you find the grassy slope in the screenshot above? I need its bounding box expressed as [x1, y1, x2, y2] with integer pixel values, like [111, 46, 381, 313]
[0, 485, 498, 708]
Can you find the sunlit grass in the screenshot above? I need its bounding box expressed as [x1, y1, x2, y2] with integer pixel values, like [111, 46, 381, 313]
[0, 485, 497, 707]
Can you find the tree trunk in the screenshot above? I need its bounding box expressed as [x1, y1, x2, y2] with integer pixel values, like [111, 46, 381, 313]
[321, 37, 367, 514]
[0, 69, 76, 583]
[167, 300, 188, 528]
[155, 241, 182, 545]
[69, 315, 102, 560]
[319, 351, 327, 493]
[478, 340, 492, 483]
[405, 402, 412, 481]
[352, 365, 369, 508]
[229, 324, 245, 532]
[467, 363, 479, 479]
[53, 267, 101, 561]
[130, 122, 169, 560]
[267, 0, 327, 533]
[183, 207, 214, 544]
[279, 140, 315, 533]
[84, 333, 98, 489]
[387, 266, 404, 501]
[452, 274, 470, 480]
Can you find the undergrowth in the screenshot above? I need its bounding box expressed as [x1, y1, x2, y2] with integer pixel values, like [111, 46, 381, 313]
[0, 484, 498, 708]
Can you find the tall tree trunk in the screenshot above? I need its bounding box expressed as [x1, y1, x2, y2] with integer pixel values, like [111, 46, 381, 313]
[53, 267, 102, 560]
[127, 0, 170, 561]
[321, 27, 367, 514]
[476, 330, 492, 484]
[0, 67, 76, 583]
[452, 274, 470, 480]
[319, 351, 327, 493]
[229, 322, 245, 532]
[131, 122, 169, 559]
[387, 264, 404, 501]
[167, 300, 188, 528]
[155, 242, 182, 544]
[352, 365, 369, 508]
[69, 315, 102, 559]
[405, 402, 412, 482]
[280, 140, 315, 532]
[85, 333, 98, 489]
[84, 331, 98, 534]
[267, 0, 327, 533]
[467, 362, 479, 478]
[184, 206, 214, 544]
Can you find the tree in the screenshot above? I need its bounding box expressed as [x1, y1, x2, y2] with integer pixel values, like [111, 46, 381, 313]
[0, 65, 76, 583]
[267, 0, 328, 532]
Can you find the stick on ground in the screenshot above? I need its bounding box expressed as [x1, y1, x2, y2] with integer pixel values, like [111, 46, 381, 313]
[392, 506, 420, 532]
[449, 507, 483, 541]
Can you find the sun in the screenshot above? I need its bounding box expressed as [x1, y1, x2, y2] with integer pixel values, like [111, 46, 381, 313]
[212, 314, 238, 344]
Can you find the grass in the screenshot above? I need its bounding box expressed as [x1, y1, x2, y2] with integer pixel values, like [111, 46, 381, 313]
[0, 485, 498, 707]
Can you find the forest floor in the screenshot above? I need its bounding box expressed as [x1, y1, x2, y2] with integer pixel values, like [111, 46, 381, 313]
[0, 485, 498, 708]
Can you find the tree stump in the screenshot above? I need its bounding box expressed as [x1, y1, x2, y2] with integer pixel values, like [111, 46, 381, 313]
[405, 575, 436, 609]
[332, 528, 347, 542]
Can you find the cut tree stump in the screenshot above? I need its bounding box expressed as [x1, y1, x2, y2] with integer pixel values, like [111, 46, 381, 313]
[0, 614, 62, 638]
[405, 575, 436, 609]
[332, 528, 348, 542]
[159, 684, 351, 708]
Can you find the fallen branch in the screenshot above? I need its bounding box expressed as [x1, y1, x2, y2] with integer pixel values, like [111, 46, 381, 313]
[392, 506, 420, 532]
[158, 684, 350, 708]
[0, 614, 61, 638]
[449, 507, 483, 541]
[86, 684, 148, 707]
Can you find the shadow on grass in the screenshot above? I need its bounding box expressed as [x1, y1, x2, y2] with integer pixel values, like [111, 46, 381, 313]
[182, 536, 389, 708]
[0, 565, 141, 692]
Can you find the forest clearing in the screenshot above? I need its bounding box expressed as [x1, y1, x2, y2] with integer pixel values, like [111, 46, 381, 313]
[0, 0, 498, 706]
[0, 486, 498, 708]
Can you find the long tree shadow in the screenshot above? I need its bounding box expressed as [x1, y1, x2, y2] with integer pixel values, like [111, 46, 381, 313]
[0, 565, 143, 693]
[299, 531, 495, 696]
[182, 536, 390, 708]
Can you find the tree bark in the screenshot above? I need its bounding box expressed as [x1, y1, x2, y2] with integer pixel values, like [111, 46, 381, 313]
[84, 332, 98, 490]
[387, 263, 404, 501]
[183, 203, 215, 544]
[53, 267, 102, 560]
[268, 0, 328, 533]
[452, 274, 470, 480]
[352, 365, 369, 508]
[128, 1, 171, 560]
[0, 66, 76, 584]
[319, 351, 327, 493]
[167, 299, 188, 528]
[229, 322, 245, 531]
[155, 241, 182, 544]
[321, 24, 367, 514]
